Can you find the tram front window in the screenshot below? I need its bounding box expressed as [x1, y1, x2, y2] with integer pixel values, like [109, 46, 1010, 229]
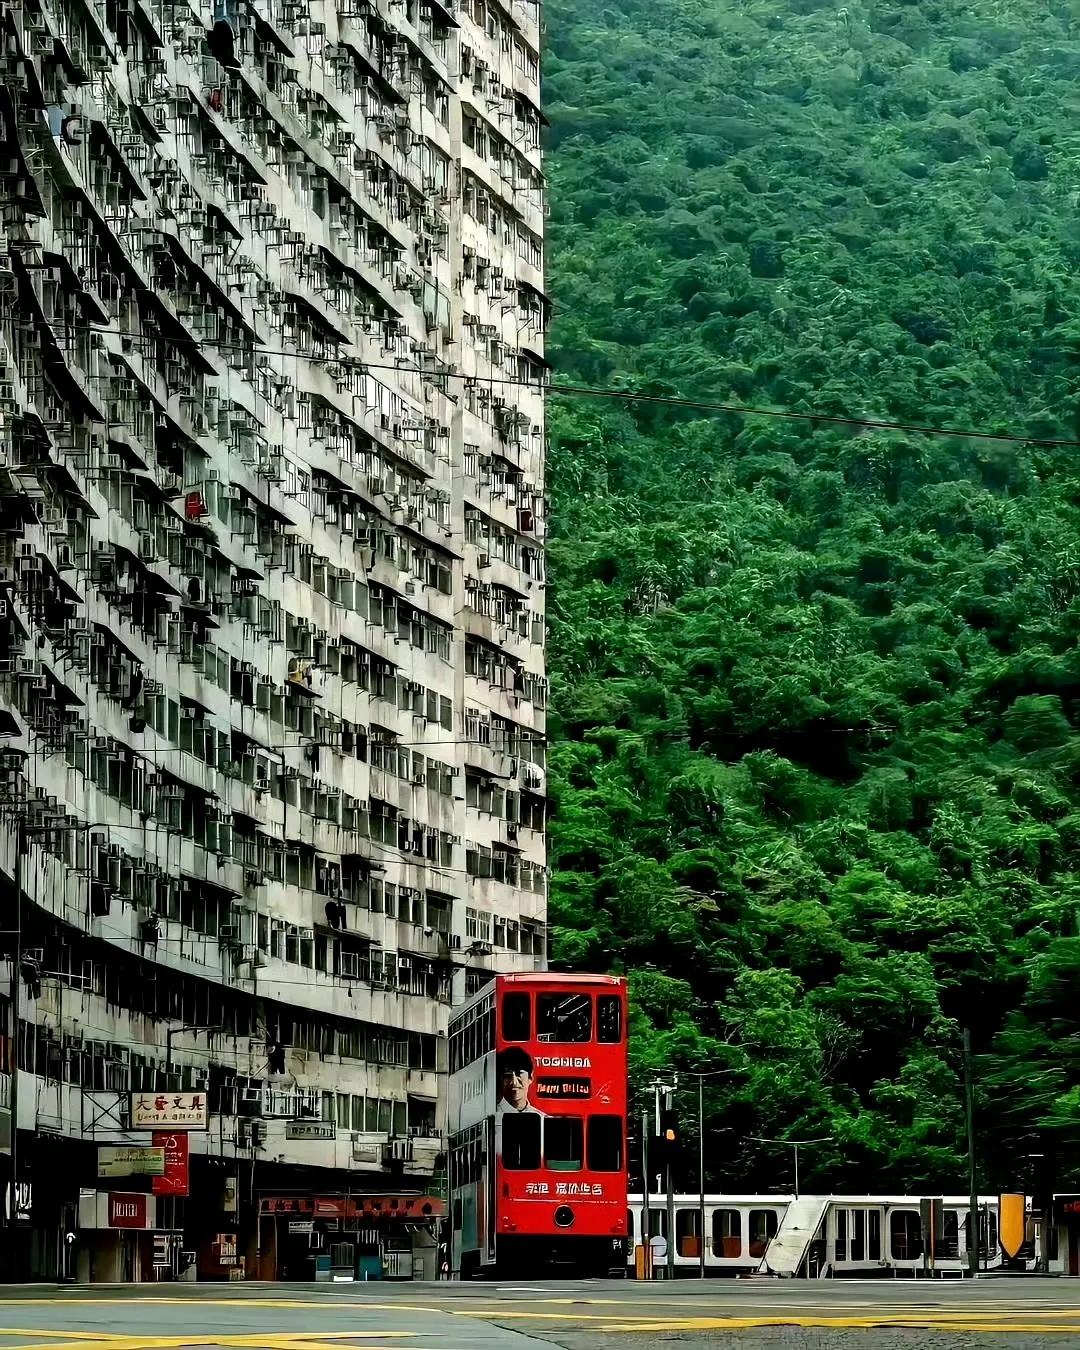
[537, 993, 592, 1043]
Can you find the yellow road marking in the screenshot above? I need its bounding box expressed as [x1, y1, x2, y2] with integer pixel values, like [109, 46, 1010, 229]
[0, 1335, 131, 1343]
[0, 1340, 427, 1350]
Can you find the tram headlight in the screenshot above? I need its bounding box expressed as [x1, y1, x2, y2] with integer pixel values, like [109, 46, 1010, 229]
[554, 1205, 575, 1228]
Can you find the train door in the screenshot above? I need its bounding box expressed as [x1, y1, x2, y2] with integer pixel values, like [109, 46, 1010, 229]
[832, 1205, 883, 1270]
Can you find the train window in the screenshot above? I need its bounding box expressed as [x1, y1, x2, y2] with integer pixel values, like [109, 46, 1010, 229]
[748, 1209, 778, 1259]
[676, 1209, 701, 1258]
[711, 1208, 741, 1259]
[502, 993, 530, 1042]
[890, 1210, 922, 1261]
[545, 1116, 584, 1171]
[587, 1116, 623, 1172]
[940, 1210, 960, 1260]
[501, 1112, 541, 1169]
[648, 1208, 668, 1238]
[868, 1209, 881, 1261]
[834, 1207, 847, 1262]
[536, 993, 592, 1042]
[597, 995, 622, 1043]
[627, 1209, 634, 1241]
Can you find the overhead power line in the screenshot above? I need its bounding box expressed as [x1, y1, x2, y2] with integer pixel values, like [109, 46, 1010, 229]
[64, 321, 1080, 450]
[546, 383, 1080, 450]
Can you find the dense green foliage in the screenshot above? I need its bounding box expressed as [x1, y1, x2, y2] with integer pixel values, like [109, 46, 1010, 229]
[542, 0, 1080, 1193]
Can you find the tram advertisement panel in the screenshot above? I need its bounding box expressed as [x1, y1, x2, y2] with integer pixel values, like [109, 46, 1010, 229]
[495, 977, 628, 1238]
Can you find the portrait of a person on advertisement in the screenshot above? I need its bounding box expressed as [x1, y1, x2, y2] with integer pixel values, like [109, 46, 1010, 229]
[496, 1046, 544, 1116]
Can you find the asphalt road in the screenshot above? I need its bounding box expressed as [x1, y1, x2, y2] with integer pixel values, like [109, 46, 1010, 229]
[0, 1278, 1079, 1350]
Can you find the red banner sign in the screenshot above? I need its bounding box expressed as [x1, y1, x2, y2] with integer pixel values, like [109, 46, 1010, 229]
[109, 1193, 147, 1229]
[152, 1131, 190, 1197]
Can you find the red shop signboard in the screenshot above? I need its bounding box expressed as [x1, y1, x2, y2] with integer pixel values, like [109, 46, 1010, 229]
[152, 1131, 190, 1197]
[109, 1193, 147, 1229]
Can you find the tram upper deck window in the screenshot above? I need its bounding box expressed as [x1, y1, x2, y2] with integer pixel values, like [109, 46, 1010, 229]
[502, 992, 530, 1042]
[597, 994, 622, 1043]
[537, 992, 592, 1043]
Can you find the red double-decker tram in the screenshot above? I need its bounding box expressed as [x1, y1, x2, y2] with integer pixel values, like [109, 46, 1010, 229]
[448, 972, 628, 1277]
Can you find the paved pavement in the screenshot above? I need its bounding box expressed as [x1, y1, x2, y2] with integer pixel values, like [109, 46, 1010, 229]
[0, 1279, 1079, 1350]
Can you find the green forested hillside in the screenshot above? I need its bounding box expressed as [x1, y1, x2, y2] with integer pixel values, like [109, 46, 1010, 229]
[542, 0, 1080, 1192]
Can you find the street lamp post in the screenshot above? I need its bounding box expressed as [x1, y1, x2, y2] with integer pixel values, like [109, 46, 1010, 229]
[680, 1068, 741, 1279]
[698, 1077, 705, 1281]
[7, 818, 25, 1242]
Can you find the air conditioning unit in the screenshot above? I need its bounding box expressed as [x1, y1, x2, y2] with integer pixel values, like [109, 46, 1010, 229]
[237, 1086, 264, 1117]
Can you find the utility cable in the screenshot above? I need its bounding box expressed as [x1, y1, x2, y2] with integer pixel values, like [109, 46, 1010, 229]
[51, 319, 1080, 449]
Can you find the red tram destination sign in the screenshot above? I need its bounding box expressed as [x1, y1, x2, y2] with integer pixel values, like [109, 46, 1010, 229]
[260, 1195, 444, 1219]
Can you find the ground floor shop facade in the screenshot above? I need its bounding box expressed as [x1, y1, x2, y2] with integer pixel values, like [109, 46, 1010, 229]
[255, 1194, 444, 1281]
[3, 1125, 444, 1282]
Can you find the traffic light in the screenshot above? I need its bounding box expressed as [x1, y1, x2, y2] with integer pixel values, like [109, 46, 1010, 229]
[653, 1108, 681, 1177]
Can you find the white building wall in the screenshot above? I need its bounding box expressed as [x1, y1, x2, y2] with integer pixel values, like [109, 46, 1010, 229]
[0, 0, 545, 1209]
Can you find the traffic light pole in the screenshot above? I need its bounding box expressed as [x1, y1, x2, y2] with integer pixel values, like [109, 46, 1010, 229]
[963, 1027, 978, 1278]
[698, 1077, 705, 1280]
[641, 1108, 651, 1276]
[665, 1087, 675, 1281]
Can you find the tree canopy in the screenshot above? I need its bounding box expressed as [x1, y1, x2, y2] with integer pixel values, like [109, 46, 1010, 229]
[543, 0, 1080, 1193]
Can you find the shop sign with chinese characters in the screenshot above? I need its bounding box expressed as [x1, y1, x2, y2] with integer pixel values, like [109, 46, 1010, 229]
[97, 1146, 165, 1178]
[520, 1181, 606, 1198]
[130, 1092, 208, 1131]
[152, 1132, 190, 1196]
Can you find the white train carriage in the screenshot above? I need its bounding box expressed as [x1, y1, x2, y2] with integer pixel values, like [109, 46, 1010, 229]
[627, 1193, 1005, 1277]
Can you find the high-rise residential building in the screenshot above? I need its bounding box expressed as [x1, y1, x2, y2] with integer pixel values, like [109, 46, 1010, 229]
[0, 0, 546, 1282]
